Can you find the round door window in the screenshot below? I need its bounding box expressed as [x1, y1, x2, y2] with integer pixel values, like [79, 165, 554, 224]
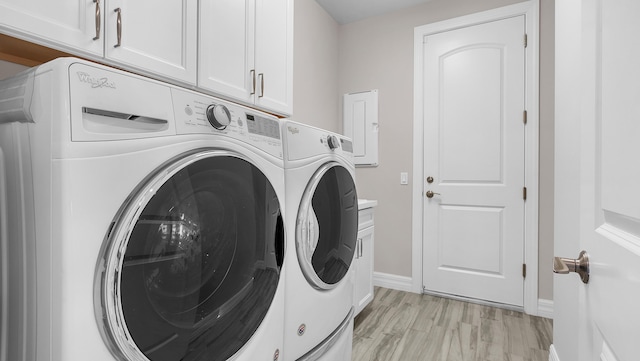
[96, 150, 284, 361]
[296, 162, 358, 289]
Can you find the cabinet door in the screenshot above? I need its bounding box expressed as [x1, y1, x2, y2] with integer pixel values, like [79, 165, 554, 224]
[254, 0, 293, 115]
[354, 226, 374, 316]
[104, 0, 196, 84]
[0, 0, 102, 56]
[198, 0, 255, 103]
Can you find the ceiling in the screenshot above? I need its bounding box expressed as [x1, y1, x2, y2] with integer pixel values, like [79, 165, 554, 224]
[315, 0, 434, 24]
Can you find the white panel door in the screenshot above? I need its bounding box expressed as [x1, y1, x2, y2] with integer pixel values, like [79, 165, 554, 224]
[422, 16, 526, 306]
[343, 90, 379, 166]
[198, 0, 255, 103]
[553, 0, 640, 360]
[345, 94, 368, 157]
[104, 0, 197, 84]
[0, 0, 102, 56]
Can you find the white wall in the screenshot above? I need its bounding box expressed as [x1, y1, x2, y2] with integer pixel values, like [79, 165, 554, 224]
[538, 0, 555, 302]
[289, 0, 340, 131]
[336, 0, 555, 300]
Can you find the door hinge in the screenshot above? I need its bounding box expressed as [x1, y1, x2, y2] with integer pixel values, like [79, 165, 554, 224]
[523, 187, 527, 201]
[523, 263, 527, 278]
[524, 34, 528, 48]
[523, 110, 528, 125]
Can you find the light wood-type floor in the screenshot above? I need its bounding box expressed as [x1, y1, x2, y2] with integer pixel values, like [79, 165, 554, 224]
[353, 287, 553, 361]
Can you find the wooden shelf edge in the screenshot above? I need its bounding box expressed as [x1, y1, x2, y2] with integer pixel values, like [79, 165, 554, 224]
[0, 33, 71, 67]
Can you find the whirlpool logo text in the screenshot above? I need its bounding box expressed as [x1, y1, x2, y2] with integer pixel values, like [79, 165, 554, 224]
[76, 72, 117, 89]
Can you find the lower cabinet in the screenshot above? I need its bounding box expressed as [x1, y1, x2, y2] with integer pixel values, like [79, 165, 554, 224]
[354, 225, 374, 316]
[354, 205, 375, 316]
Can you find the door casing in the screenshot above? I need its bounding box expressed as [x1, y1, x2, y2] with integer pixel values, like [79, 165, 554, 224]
[411, 0, 541, 315]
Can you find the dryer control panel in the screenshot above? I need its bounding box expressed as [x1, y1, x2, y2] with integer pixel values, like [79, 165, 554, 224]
[284, 120, 354, 162]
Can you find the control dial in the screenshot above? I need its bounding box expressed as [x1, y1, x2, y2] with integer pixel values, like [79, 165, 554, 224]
[327, 135, 340, 150]
[206, 104, 231, 130]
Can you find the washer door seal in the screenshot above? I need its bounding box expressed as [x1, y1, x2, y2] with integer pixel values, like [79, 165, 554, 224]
[295, 162, 358, 290]
[95, 148, 284, 361]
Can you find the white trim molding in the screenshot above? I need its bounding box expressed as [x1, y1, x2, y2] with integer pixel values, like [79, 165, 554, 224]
[412, 0, 541, 315]
[373, 272, 415, 293]
[537, 298, 554, 319]
[549, 345, 560, 361]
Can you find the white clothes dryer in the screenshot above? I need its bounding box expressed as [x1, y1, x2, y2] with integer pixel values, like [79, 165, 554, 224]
[0, 58, 286, 361]
[281, 120, 357, 361]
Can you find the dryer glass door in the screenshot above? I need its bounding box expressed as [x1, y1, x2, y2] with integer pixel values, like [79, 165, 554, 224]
[296, 162, 358, 289]
[97, 150, 284, 361]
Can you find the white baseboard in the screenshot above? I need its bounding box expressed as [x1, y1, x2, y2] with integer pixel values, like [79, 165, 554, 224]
[372, 272, 415, 293]
[537, 298, 554, 319]
[549, 345, 560, 361]
[373, 272, 556, 320]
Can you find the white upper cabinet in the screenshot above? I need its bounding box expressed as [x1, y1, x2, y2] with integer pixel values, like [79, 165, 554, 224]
[0, 0, 292, 113]
[0, 0, 197, 84]
[198, 0, 255, 105]
[0, 0, 103, 56]
[199, 0, 293, 116]
[254, 0, 292, 115]
[104, 0, 197, 84]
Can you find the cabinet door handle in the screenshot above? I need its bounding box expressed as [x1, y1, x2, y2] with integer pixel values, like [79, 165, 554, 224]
[250, 69, 256, 95]
[93, 0, 101, 40]
[114, 8, 122, 48]
[358, 238, 363, 258]
[258, 73, 264, 98]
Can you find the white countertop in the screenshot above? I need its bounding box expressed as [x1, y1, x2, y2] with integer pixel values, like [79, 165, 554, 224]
[358, 199, 378, 210]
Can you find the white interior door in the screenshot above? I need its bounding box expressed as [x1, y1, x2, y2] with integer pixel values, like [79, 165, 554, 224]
[553, 0, 640, 360]
[421, 15, 526, 306]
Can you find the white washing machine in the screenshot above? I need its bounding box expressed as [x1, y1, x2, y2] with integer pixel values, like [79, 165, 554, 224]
[0, 58, 287, 361]
[281, 120, 357, 361]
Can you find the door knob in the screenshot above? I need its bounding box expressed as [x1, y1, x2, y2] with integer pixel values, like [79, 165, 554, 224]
[425, 190, 440, 198]
[553, 250, 589, 284]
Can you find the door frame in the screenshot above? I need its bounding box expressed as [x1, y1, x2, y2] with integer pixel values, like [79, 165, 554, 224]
[411, 0, 541, 315]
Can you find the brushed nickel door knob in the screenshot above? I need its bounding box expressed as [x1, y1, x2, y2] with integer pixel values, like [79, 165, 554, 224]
[553, 250, 590, 284]
[426, 190, 440, 198]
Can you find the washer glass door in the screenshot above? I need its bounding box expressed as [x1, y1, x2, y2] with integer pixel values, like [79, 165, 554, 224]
[296, 163, 358, 290]
[97, 150, 284, 361]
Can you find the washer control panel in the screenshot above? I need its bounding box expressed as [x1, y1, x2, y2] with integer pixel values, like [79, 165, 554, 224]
[206, 104, 231, 130]
[171, 88, 282, 158]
